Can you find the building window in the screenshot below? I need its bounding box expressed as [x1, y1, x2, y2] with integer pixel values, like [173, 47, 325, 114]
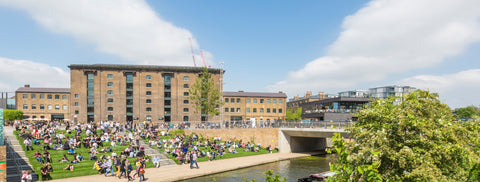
[230, 108, 235, 112]
[236, 108, 241, 113]
[107, 115, 113, 121]
[108, 107, 113, 111]
[229, 98, 233, 103]
[47, 94, 52, 100]
[273, 108, 277, 113]
[40, 104, 44, 110]
[63, 105, 67, 110]
[146, 91, 151, 96]
[23, 94, 27, 99]
[246, 99, 251, 103]
[48, 105, 52, 110]
[273, 99, 277, 104]
[267, 99, 271, 104]
[108, 74, 113, 79]
[184, 92, 189, 96]
[183, 100, 189, 104]
[23, 104, 28, 110]
[146, 99, 151, 104]
[253, 99, 257, 103]
[55, 95, 60, 100]
[108, 98, 113, 103]
[246, 108, 250, 113]
[267, 108, 271, 113]
[279, 100, 283, 104]
[146, 75, 152, 80]
[55, 105, 60, 110]
[62, 95, 67, 100]
[75, 102, 79, 106]
[260, 99, 264, 104]
[253, 108, 257, 113]
[75, 110, 79, 115]
[260, 108, 264, 113]
[31, 104, 36, 110]
[184, 84, 189, 88]
[237, 98, 241, 103]
[40, 94, 44, 99]
[146, 83, 152, 88]
[108, 82, 113, 87]
[75, 94, 78, 99]
[184, 76, 189, 81]
[146, 107, 152, 112]
[183, 108, 189, 112]
[183, 116, 189, 121]
[225, 98, 229, 103]
[108, 90, 113, 95]
[31, 94, 36, 99]
[279, 109, 283, 113]
[225, 108, 229, 112]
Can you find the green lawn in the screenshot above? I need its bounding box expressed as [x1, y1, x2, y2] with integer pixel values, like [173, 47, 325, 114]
[142, 130, 277, 164]
[14, 130, 153, 180]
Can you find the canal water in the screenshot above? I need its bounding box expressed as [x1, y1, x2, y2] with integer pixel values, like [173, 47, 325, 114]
[184, 155, 332, 182]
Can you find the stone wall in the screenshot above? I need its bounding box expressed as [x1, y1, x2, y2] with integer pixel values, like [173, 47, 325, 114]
[184, 128, 279, 148]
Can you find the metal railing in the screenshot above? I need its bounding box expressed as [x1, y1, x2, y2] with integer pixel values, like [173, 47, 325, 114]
[146, 121, 355, 130]
[5, 135, 24, 180]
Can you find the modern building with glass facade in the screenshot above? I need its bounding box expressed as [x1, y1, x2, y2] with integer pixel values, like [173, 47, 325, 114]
[69, 64, 223, 123]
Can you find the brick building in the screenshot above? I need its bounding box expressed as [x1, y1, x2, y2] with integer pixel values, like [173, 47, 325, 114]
[69, 64, 223, 123]
[222, 91, 287, 125]
[15, 85, 70, 120]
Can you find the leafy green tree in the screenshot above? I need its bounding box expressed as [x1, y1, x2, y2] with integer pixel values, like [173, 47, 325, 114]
[454, 105, 480, 119]
[327, 90, 480, 181]
[188, 67, 223, 121]
[285, 108, 302, 121]
[4, 109, 23, 120]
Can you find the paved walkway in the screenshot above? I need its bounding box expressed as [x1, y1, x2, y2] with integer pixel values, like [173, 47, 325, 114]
[50, 152, 312, 182]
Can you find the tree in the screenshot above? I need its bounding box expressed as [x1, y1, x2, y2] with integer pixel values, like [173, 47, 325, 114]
[454, 105, 480, 119]
[285, 108, 302, 121]
[4, 109, 23, 121]
[327, 90, 480, 181]
[188, 67, 223, 121]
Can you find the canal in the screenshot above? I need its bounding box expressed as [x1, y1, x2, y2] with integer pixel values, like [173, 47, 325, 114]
[184, 155, 332, 182]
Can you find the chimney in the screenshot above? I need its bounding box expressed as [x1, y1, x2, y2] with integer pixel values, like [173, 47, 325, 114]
[24, 84, 30, 88]
[238, 90, 244, 92]
[305, 91, 312, 98]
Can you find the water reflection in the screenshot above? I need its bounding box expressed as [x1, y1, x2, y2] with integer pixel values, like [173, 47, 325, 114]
[184, 155, 331, 182]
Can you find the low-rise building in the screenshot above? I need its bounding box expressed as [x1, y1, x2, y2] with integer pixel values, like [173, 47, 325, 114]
[222, 91, 287, 125]
[16, 85, 70, 121]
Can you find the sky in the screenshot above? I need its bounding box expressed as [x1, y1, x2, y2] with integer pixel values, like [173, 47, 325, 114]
[0, 0, 479, 109]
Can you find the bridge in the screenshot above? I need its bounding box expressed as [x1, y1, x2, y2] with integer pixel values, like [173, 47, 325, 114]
[278, 128, 350, 153]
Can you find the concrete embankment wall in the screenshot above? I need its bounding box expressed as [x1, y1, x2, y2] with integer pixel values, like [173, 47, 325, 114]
[185, 128, 279, 148]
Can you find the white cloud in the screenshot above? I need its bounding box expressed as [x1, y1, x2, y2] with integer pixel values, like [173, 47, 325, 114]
[268, 0, 480, 97]
[0, 57, 70, 91]
[0, 0, 214, 66]
[397, 69, 480, 108]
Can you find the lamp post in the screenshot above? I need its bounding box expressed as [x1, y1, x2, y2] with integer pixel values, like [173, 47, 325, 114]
[219, 61, 224, 123]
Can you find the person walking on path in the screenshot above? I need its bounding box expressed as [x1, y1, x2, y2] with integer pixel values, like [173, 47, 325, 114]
[190, 151, 199, 169]
[137, 159, 146, 182]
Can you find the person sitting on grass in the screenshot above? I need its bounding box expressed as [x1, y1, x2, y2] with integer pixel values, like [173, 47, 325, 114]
[63, 164, 74, 171]
[93, 160, 102, 174]
[68, 148, 76, 155]
[34, 150, 43, 163]
[99, 147, 106, 153]
[106, 146, 113, 152]
[70, 156, 79, 164]
[41, 164, 50, 181]
[77, 153, 84, 161]
[90, 151, 97, 161]
[59, 154, 69, 163]
[43, 150, 51, 163]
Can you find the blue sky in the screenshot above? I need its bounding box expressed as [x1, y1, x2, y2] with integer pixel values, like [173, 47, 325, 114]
[0, 0, 479, 108]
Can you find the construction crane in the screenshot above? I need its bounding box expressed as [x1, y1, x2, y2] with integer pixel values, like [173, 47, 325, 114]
[189, 38, 197, 67]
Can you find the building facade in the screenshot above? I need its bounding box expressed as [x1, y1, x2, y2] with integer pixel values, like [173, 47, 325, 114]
[222, 91, 287, 124]
[15, 85, 70, 120]
[69, 64, 223, 123]
[368, 85, 415, 99]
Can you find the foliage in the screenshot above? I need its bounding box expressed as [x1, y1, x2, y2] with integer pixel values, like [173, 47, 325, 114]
[285, 108, 302, 121]
[454, 105, 480, 119]
[327, 90, 480, 181]
[4, 109, 23, 120]
[188, 67, 223, 121]
[240, 169, 286, 182]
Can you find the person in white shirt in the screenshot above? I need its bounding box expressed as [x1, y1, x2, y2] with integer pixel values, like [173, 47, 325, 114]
[152, 155, 160, 168]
